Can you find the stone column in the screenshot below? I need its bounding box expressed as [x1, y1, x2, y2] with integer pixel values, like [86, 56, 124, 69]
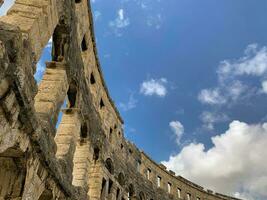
[72, 143, 90, 188]
[35, 61, 68, 135]
[55, 109, 81, 182]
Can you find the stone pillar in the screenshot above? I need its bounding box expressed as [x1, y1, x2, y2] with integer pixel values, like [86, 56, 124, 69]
[72, 142, 90, 188]
[35, 61, 68, 134]
[55, 109, 81, 182]
[0, 0, 59, 61]
[0, 0, 3, 7]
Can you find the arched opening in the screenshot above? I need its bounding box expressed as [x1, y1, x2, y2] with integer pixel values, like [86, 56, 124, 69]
[105, 158, 114, 174]
[80, 123, 88, 142]
[81, 35, 88, 52]
[90, 72, 96, 84]
[109, 128, 113, 142]
[52, 18, 69, 62]
[116, 188, 120, 200]
[75, 0, 82, 3]
[67, 81, 78, 108]
[118, 173, 125, 186]
[100, 98, 105, 109]
[108, 179, 113, 194]
[128, 184, 135, 198]
[93, 147, 100, 162]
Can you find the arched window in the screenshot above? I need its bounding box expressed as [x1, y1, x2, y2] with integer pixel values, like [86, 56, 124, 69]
[80, 123, 88, 139]
[93, 147, 100, 162]
[67, 81, 78, 108]
[129, 184, 135, 197]
[100, 98, 105, 109]
[118, 173, 125, 186]
[90, 72, 96, 84]
[81, 35, 88, 51]
[105, 158, 114, 174]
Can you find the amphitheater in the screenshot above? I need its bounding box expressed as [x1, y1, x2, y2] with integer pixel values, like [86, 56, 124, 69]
[0, 0, 244, 200]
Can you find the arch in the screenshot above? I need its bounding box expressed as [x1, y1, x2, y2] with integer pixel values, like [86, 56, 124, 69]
[52, 17, 70, 62]
[81, 35, 88, 52]
[80, 123, 88, 140]
[67, 80, 78, 108]
[90, 72, 96, 84]
[93, 147, 100, 162]
[75, 0, 82, 3]
[105, 158, 114, 174]
[128, 184, 135, 197]
[118, 172, 125, 186]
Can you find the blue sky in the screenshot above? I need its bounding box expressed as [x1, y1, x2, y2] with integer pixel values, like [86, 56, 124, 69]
[1, 0, 267, 199]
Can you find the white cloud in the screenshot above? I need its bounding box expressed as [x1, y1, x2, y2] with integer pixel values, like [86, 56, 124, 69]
[94, 10, 102, 21]
[261, 81, 267, 94]
[169, 121, 184, 145]
[199, 44, 267, 105]
[162, 121, 267, 200]
[140, 78, 167, 97]
[218, 44, 267, 81]
[146, 14, 163, 29]
[109, 9, 130, 36]
[200, 111, 229, 130]
[0, 0, 15, 16]
[119, 94, 138, 111]
[198, 88, 225, 105]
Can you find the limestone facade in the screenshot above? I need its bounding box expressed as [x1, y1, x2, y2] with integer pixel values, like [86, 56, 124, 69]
[0, 0, 243, 200]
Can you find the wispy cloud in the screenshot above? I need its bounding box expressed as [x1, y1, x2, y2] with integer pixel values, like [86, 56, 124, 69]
[94, 10, 102, 22]
[200, 111, 229, 130]
[119, 94, 138, 112]
[169, 121, 184, 145]
[109, 9, 130, 37]
[140, 78, 167, 97]
[146, 14, 163, 30]
[198, 44, 267, 106]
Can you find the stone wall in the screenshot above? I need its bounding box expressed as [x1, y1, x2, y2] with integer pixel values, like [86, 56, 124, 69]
[0, 0, 243, 200]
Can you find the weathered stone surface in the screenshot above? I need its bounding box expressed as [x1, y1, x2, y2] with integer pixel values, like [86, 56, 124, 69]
[0, 0, 242, 200]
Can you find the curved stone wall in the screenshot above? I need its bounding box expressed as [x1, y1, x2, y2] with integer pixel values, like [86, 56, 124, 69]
[0, 0, 242, 200]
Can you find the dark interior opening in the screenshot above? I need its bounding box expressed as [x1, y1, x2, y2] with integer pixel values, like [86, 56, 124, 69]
[90, 73, 96, 84]
[67, 81, 77, 108]
[75, 0, 82, 3]
[81, 35, 88, 51]
[108, 179, 113, 194]
[80, 123, 88, 139]
[100, 98, 105, 109]
[105, 158, 114, 174]
[93, 147, 100, 162]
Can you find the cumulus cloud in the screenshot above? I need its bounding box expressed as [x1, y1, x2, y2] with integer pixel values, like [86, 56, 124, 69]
[119, 94, 138, 111]
[109, 9, 130, 36]
[0, 0, 15, 16]
[169, 121, 184, 145]
[140, 78, 167, 97]
[162, 121, 267, 200]
[199, 44, 267, 105]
